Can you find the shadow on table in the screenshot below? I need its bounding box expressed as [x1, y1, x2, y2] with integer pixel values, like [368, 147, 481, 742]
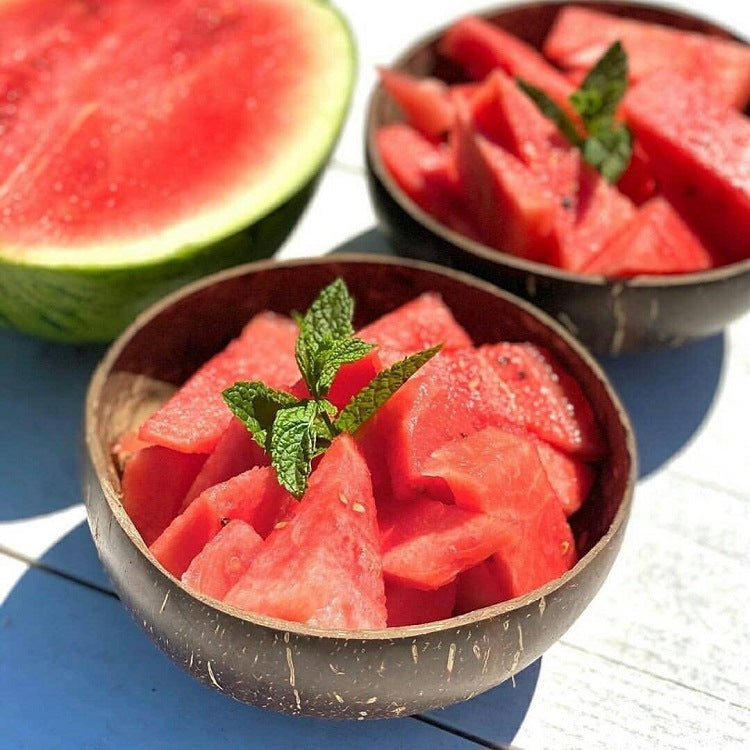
[597, 332, 725, 479]
[0, 327, 106, 521]
[0, 521, 540, 749]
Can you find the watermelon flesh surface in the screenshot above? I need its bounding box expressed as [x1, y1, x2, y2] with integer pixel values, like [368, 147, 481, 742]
[385, 579, 458, 627]
[0, 0, 353, 253]
[224, 435, 387, 630]
[139, 311, 299, 454]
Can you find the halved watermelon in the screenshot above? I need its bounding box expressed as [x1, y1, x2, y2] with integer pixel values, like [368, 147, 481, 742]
[0, 0, 355, 342]
[139, 311, 299, 454]
[224, 434, 387, 629]
[543, 5, 750, 109]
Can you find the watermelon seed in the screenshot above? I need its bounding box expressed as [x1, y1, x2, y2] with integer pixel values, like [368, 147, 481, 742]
[352, 502, 365, 514]
[274, 521, 287, 530]
[339, 492, 349, 505]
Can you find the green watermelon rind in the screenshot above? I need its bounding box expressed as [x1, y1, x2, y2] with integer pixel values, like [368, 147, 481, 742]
[0, 0, 356, 343]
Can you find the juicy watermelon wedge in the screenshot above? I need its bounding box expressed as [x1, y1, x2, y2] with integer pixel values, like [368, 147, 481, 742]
[139, 311, 299, 454]
[150, 466, 292, 578]
[544, 5, 750, 109]
[224, 435, 387, 630]
[181, 519, 263, 601]
[623, 71, 750, 263]
[120, 445, 207, 546]
[0, 0, 355, 343]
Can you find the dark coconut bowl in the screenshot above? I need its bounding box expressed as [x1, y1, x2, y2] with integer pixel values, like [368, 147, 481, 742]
[365, 1, 750, 355]
[83, 255, 636, 719]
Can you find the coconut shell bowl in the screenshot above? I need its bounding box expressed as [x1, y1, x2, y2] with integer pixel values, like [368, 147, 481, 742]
[83, 255, 635, 719]
[365, 1, 750, 355]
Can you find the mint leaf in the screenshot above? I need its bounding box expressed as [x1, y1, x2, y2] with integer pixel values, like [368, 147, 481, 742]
[270, 401, 323, 498]
[295, 278, 355, 391]
[518, 41, 632, 183]
[316, 336, 374, 395]
[335, 345, 442, 434]
[516, 79, 583, 147]
[222, 382, 298, 452]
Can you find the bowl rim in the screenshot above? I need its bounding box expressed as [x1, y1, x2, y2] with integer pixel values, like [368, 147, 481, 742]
[85, 253, 637, 641]
[364, 0, 750, 288]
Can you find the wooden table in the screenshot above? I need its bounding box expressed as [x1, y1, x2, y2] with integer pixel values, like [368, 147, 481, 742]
[1, 1, 748, 747]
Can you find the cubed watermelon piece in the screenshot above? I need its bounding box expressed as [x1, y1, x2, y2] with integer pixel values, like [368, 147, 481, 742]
[543, 5, 750, 109]
[120, 445, 207, 546]
[377, 66, 455, 140]
[454, 102, 562, 263]
[224, 435, 387, 630]
[440, 15, 578, 120]
[150, 466, 292, 578]
[138, 311, 299, 454]
[378, 494, 507, 590]
[356, 291, 473, 367]
[623, 71, 750, 263]
[424, 427, 578, 599]
[181, 520, 263, 601]
[384, 579, 458, 627]
[181, 416, 269, 511]
[580, 196, 716, 277]
[554, 163, 636, 272]
[535, 440, 595, 517]
[358, 343, 604, 501]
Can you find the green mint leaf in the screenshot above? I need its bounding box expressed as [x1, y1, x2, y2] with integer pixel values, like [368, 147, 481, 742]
[316, 337, 374, 396]
[270, 401, 323, 499]
[335, 345, 442, 434]
[573, 41, 628, 122]
[295, 278, 356, 392]
[222, 382, 298, 452]
[516, 79, 584, 147]
[582, 121, 632, 183]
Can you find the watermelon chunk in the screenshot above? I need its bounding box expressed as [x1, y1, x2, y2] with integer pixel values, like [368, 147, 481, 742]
[615, 141, 657, 205]
[535, 441, 595, 517]
[181, 520, 263, 601]
[454, 103, 562, 264]
[384, 579, 458, 627]
[581, 196, 716, 277]
[424, 427, 578, 599]
[378, 495, 507, 590]
[623, 71, 750, 263]
[356, 291, 473, 367]
[150, 466, 292, 578]
[377, 67, 455, 140]
[139, 311, 299, 454]
[454, 558, 508, 614]
[181, 416, 269, 510]
[120, 445, 207, 546]
[440, 15, 578, 120]
[543, 5, 750, 109]
[224, 435, 387, 630]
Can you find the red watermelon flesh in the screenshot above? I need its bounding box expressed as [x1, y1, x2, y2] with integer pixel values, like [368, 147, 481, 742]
[181, 519, 263, 601]
[356, 291, 473, 368]
[615, 140, 657, 206]
[138, 311, 299, 454]
[150, 465, 292, 578]
[120, 445, 207, 546]
[377, 67, 455, 140]
[543, 5, 750, 110]
[581, 196, 716, 277]
[623, 71, 750, 263]
[385, 579, 458, 627]
[181, 416, 269, 511]
[454, 558, 509, 614]
[424, 427, 577, 599]
[454, 104, 562, 264]
[224, 435, 387, 630]
[378, 495, 507, 591]
[535, 440, 595, 517]
[0, 0, 349, 247]
[439, 15, 578, 121]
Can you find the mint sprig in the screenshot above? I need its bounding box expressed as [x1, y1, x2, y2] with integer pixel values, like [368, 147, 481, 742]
[517, 41, 632, 183]
[222, 279, 440, 498]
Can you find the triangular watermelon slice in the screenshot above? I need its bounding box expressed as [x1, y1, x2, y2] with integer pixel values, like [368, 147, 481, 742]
[224, 435, 387, 630]
[139, 311, 299, 454]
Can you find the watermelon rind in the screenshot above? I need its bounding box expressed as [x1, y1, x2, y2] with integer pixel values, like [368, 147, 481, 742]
[0, 0, 356, 342]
